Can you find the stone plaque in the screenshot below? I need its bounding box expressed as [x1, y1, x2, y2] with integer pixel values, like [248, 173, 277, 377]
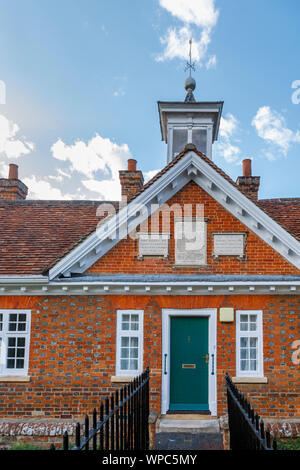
[213, 233, 245, 257]
[174, 218, 206, 266]
[138, 233, 169, 258]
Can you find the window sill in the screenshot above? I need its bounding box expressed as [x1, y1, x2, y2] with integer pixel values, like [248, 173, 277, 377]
[232, 377, 268, 384]
[0, 376, 31, 383]
[111, 376, 135, 383]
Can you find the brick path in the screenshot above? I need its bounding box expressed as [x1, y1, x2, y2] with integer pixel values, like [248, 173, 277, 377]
[155, 432, 224, 450]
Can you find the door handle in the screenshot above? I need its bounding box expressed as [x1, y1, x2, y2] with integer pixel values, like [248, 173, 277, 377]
[211, 354, 215, 375]
[164, 353, 167, 375]
[202, 354, 209, 364]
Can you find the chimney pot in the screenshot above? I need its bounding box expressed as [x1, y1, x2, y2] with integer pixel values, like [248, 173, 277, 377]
[243, 159, 252, 177]
[127, 159, 137, 171]
[9, 164, 19, 180]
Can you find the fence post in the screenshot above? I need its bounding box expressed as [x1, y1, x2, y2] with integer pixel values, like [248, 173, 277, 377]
[93, 408, 97, 451]
[63, 430, 69, 451]
[115, 390, 119, 451]
[99, 402, 104, 451]
[85, 415, 89, 451]
[120, 388, 124, 451]
[111, 394, 115, 450]
[75, 422, 81, 449]
[105, 397, 109, 450]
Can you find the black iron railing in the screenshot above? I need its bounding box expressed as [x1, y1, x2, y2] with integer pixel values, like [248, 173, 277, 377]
[51, 368, 150, 451]
[225, 373, 277, 450]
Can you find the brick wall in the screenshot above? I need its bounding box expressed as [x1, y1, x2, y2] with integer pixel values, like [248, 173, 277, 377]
[0, 294, 299, 421]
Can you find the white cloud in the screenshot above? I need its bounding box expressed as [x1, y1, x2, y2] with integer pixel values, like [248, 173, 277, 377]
[144, 168, 161, 183]
[23, 175, 86, 200]
[159, 0, 219, 29]
[216, 142, 241, 163]
[157, 0, 219, 65]
[82, 178, 121, 201]
[157, 25, 211, 63]
[220, 113, 238, 140]
[215, 113, 241, 163]
[0, 161, 8, 178]
[0, 114, 34, 159]
[48, 168, 72, 183]
[113, 88, 126, 97]
[206, 54, 217, 70]
[51, 134, 131, 200]
[252, 106, 300, 157]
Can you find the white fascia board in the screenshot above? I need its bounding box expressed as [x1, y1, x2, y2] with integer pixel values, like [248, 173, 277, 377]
[1, 278, 300, 295]
[49, 151, 300, 279]
[50, 280, 300, 288]
[1, 279, 298, 296]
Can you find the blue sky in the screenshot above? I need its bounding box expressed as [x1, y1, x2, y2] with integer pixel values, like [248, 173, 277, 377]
[0, 0, 299, 200]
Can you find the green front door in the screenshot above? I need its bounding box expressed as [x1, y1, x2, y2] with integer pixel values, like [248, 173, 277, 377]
[169, 317, 209, 411]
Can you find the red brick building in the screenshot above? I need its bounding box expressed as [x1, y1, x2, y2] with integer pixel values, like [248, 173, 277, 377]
[0, 83, 299, 445]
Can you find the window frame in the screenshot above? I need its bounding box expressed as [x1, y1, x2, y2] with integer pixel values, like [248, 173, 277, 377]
[170, 126, 208, 159]
[116, 310, 144, 377]
[0, 309, 31, 377]
[236, 310, 263, 378]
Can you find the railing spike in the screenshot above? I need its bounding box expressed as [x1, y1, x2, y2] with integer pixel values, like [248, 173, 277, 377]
[266, 429, 271, 449]
[260, 420, 265, 439]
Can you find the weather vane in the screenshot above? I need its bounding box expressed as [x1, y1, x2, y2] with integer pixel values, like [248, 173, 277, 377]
[185, 39, 196, 77]
[184, 39, 196, 102]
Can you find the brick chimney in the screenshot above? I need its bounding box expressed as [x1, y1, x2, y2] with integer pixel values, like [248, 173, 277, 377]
[119, 159, 144, 201]
[236, 159, 260, 201]
[0, 164, 28, 201]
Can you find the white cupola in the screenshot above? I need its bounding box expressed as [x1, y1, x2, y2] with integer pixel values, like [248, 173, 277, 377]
[158, 41, 223, 163]
[158, 86, 223, 163]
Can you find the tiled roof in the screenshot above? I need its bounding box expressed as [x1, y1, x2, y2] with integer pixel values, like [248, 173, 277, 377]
[258, 198, 300, 241]
[0, 148, 299, 275]
[0, 201, 118, 275]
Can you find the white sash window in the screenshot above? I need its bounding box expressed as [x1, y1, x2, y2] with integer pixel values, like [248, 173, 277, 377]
[0, 310, 31, 376]
[236, 310, 263, 377]
[116, 310, 143, 377]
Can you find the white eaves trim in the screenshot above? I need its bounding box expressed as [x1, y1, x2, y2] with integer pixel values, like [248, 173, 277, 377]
[48, 151, 300, 279]
[1, 278, 300, 296]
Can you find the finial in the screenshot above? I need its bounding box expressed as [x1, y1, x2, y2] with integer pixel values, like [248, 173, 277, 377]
[184, 39, 196, 102]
